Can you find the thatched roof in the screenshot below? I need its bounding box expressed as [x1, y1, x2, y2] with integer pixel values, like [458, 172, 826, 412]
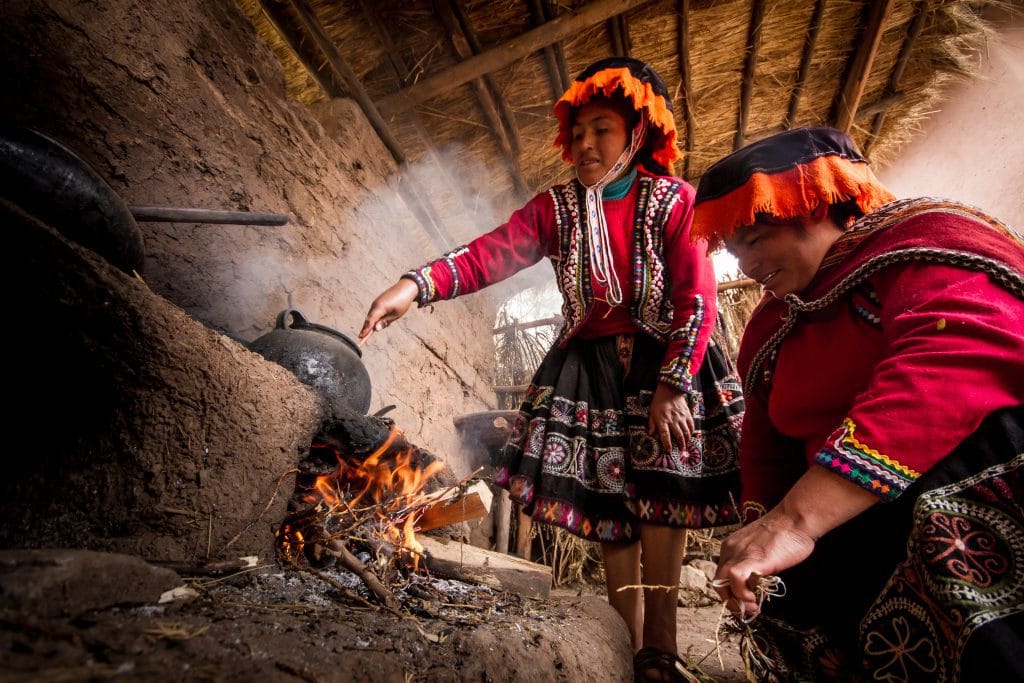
[236, 0, 1000, 249]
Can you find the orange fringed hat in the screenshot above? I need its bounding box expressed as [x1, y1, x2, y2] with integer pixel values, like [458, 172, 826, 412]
[554, 58, 682, 175]
[692, 128, 896, 246]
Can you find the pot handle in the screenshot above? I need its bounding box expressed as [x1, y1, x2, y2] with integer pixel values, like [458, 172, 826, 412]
[275, 308, 308, 329]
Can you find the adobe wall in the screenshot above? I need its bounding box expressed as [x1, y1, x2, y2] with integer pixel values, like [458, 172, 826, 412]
[1, 0, 506, 475]
[878, 15, 1024, 228]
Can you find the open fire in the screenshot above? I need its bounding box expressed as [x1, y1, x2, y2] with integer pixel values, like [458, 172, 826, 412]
[276, 426, 448, 576]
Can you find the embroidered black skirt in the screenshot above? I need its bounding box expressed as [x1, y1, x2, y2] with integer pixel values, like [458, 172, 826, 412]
[747, 406, 1024, 682]
[493, 332, 743, 543]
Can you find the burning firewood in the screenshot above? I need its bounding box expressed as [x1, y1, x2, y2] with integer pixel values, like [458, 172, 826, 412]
[276, 421, 497, 609]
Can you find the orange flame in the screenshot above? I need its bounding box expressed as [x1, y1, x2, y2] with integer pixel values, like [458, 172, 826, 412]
[300, 426, 445, 571]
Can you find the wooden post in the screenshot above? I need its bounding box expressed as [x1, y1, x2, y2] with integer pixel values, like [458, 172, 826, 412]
[494, 489, 511, 553]
[515, 507, 533, 560]
[676, 0, 695, 178]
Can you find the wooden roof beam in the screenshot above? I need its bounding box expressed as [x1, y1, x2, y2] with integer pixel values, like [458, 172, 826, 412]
[376, 0, 654, 118]
[608, 14, 631, 57]
[865, 0, 928, 155]
[832, 0, 897, 133]
[261, 0, 451, 249]
[785, 0, 827, 128]
[450, 0, 523, 156]
[356, 0, 475, 218]
[434, 0, 530, 198]
[286, 0, 406, 163]
[676, 0, 695, 178]
[735, 0, 767, 149]
[526, 0, 572, 102]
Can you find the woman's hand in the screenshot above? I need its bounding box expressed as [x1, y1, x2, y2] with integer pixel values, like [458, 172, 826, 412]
[713, 511, 815, 617]
[647, 383, 694, 452]
[359, 278, 419, 340]
[713, 467, 879, 617]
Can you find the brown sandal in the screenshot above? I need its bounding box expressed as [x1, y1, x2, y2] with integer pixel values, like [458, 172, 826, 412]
[632, 647, 701, 683]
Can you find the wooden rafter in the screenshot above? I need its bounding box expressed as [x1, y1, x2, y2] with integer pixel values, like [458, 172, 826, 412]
[527, 0, 569, 103]
[434, 0, 529, 198]
[865, 0, 928, 155]
[735, 0, 766, 150]
[286, 0, 406, 162]
[375, 0, 654, 118]
[259, 0, 450, 249]
[451, 0, 522, 155]
[356, 0, 473, 217]
[676, 0, 695, 178]
[785, 0, 827, 128]
[833, 0, 897, 133]
[256, 0, 342, 105]
[608, 14, 631, 57]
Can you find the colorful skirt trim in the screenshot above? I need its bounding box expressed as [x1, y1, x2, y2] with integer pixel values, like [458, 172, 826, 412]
[493, 333, 743, 543]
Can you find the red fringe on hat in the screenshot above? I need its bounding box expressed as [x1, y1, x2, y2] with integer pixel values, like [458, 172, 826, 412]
[691, 155, 896, 246]
[553, 67, 682, 171]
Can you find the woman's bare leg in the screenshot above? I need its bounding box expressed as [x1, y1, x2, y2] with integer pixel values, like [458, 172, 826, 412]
[601, 541, 643, 651]
[639, 524, 688, 653]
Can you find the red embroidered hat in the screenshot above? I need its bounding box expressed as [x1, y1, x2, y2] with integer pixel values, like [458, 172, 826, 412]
[692, 127, 895, 246]
[554, 57, 681, 175]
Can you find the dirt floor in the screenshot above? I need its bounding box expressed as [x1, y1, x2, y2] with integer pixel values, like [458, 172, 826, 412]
[0, 548, 746, 682]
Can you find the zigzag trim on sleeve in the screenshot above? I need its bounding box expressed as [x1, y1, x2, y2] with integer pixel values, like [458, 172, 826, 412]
[814, 417, 920, 501]
[657, 294, 704, 392]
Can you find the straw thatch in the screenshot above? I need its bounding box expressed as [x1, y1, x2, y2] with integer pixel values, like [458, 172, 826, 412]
[235, 0, 1005, 247]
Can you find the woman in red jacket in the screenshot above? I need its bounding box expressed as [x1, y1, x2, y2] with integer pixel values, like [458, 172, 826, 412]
[362, 58, 742, 679]
[694, 127, 1024, 681]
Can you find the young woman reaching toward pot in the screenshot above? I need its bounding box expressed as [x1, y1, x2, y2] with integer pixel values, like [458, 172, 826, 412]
[361, 58, 743, 682]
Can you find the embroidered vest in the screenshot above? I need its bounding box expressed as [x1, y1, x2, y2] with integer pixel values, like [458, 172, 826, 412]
[549, 175, 684, 344]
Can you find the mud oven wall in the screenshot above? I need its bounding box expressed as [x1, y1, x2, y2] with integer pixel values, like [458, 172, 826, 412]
[2, 1, 502, 556]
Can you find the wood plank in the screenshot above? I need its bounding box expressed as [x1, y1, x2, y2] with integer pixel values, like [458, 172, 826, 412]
[416, 480, 494, 532]
[785, 0, 827, 128]
[735, 0, 766, 149]
[420, 535, 552, 599]
[833, 0, 897, 133]
[376, 0, 654, 117]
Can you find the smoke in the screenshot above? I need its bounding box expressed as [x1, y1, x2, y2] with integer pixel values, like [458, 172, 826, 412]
[201, 140, 563, 339]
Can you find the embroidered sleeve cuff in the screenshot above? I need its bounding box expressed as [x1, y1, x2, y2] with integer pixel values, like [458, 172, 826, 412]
[813, 418, 921, 502]
[401, 270, 436, 306]
[658, 294, 704, 392]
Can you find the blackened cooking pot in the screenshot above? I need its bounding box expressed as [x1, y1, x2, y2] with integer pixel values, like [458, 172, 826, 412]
[0, 126, 145, 274]
[250, 309, 372, 414]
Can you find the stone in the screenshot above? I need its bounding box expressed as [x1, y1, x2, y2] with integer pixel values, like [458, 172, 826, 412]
[0, 549, 182, 617]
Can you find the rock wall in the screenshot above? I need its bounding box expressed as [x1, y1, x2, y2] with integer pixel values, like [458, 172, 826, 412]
[1, 0, 503, 474]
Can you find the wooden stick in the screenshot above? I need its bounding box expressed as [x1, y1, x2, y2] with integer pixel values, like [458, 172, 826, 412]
[375, 0, 654, 117]
[833, 0, 897, 133]
[528, 0, 567, 103]
[785, 0, 826, 128]
[129, 206, 288, 225]
[735, 0, 766, 150]
[515, 507, 533, 560]
[676, 0, 695, 178]
[325, 540, 400, 611]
